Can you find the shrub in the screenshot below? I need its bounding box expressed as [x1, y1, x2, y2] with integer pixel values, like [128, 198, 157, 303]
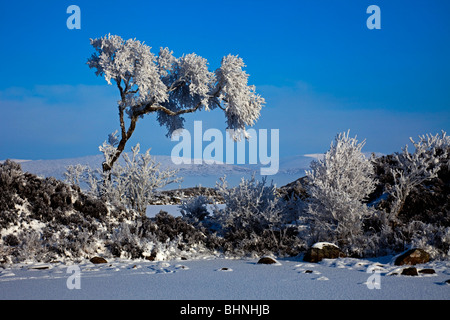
[304, 131, 377, 255]
[213, 175, 302, 256]
[65, 133, 180, 216]
[180, 195, 211, 225]
[387, 131, 450, 221]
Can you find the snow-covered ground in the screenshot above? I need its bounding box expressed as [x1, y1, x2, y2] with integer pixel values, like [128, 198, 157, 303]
[1, 205, 449, 301]
[3, 206, 449, 301]
[0, 255, 449, 300]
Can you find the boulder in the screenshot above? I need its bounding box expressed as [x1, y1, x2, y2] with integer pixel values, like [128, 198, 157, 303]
[303, 242, 346, 263]
[401, 267, 418, 276]
[278, 176, 309, 201]
[418, 268, 436, 275]
[30, 266, 50, 270]
[257, 257, 278, 265]
[90, 256, 107, 264]
[394, 248, 430, 266]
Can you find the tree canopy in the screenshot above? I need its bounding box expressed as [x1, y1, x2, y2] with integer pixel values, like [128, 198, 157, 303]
[87, 34, 265, 171]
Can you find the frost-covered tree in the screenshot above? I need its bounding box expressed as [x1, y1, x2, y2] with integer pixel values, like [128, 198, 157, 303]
[388, 130, 450, 220]
[87, 34, 265, 172]
[305, 130, 377, 252]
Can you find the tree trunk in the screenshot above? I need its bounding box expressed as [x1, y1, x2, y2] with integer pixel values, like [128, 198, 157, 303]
[102, 116, 138, 174]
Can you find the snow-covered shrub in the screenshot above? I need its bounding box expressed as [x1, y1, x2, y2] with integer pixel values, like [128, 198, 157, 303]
[360, 131, 450, 258]
[1, 161, 222, 264]
[16, 230, 44, 263]
[1, 160, 136, 264]
[214, 176, 282, 233]
[152, 211, 220, 252]
[0, 160, 23, 228]
[180, 195, 211, 225]
[304, 131, 377, 255]
[213, 175, 302, 256]
[109, 222, 149, 259]
[116, 143, 181, 215]
[107, 212, 222, 260]
[403, 222, 450, 259]
[388, 130, 449, 221]
[65, 132, 181, 216]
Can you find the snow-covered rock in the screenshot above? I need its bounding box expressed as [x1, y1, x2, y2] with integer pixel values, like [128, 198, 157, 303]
[394, 248, 431, 266]
[311, 242, 339, 250]
[303, 242, 346, 263]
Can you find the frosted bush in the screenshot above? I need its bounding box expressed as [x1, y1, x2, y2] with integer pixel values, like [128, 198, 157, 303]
[110, 222, 150, 259]
[408, 222, 450, 259]
[213, 175, 302, 256]
[214, 176, 283, 233]
[1, 160, 220, 263]
[65, 132, 180, 216]
[388, 130, 449, 220]
[305, 131, 377, 254]
[108, 212, 222, 260]
[180, 195, 211, 225]
[17, 230, 43, 262]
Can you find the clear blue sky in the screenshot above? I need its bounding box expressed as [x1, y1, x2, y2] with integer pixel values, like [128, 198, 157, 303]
[1, 0, 449, 160]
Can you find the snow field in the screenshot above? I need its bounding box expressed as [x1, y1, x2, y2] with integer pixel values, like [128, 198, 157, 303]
[1, 256, 449, 300]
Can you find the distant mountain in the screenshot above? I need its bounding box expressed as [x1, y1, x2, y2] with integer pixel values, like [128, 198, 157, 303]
[277, 154, 322, 174]
[10, 152, 382, 189]
[18, 154, 254, 180]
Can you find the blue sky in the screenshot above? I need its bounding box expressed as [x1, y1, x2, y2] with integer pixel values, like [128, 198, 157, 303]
[1, 0, 449, 161]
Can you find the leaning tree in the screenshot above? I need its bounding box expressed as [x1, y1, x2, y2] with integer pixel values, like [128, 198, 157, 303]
[87, 34, 265, 172]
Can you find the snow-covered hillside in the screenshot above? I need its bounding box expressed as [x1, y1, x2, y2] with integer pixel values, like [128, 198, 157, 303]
[13, 153, 325, 189]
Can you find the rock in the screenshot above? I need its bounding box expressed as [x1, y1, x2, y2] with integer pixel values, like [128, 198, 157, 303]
[257, 257, 278, 264]
[418, 268, 436, 275]
[303, 242, 346, 263]
[218, 267, 233, 272]
[394, 248, 430, 266]
[401, 267, 418, 276]
[30, 266, 49, 270]
[278, 176, 309, 201]
[445, 279, 450, 285]
[304, 270, 313, 274]
[90, 256, 107, 264]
